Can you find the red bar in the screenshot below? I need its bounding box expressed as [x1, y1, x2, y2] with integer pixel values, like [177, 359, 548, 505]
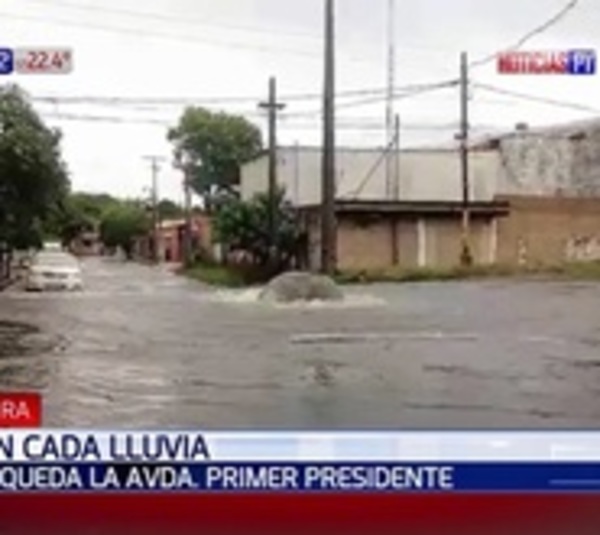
[497, 51, 567, 74]
[0, 392, 41, 428]
[0, 494, 599, 535]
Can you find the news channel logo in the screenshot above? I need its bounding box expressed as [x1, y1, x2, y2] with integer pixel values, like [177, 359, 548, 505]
[0, 48, 13, 75]
[0, 47, 73, 75]
[497, 49, 596, 75]
[568, 49, 596, 75]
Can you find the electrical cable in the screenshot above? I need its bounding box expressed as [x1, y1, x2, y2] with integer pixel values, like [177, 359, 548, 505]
[19, 0, 323, 41]
[473, 82, 600, 114]
[0, 9, 321, 58]
[285, 79, 459, 118]
[470, 0, 580, 67]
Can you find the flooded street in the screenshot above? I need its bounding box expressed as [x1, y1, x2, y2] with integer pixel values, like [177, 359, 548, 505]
[1, 257, 600, 429]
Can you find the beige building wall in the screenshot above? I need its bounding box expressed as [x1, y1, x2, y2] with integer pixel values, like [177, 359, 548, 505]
[332, 216, 498, 272]
[241, 148, 501, 206]
[497, 196, 600, 266]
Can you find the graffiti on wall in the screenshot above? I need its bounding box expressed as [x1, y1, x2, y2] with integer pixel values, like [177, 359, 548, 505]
[517, 238, 528, 266]
[565, 236, 600, 262]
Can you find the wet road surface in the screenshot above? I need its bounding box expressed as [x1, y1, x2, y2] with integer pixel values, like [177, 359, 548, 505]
[1, 257, 600, 429]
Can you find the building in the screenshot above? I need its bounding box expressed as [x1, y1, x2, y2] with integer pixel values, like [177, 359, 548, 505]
[298, 199, 509, 271]
[241, 146, 499, 205]
[137, 214, 213, 264]
[240, 119, 600, 271]
[70, 227, 102, 256]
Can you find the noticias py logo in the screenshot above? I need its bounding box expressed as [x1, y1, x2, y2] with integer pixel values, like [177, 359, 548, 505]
[0, 48, 14, 75]
[498, 49, 596, 75]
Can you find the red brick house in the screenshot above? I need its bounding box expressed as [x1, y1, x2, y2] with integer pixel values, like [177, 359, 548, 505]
[137, 215, 212, 264]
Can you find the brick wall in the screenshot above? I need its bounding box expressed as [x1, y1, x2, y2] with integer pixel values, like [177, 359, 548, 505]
[497, 196, 600, 266]
[334, 215, 495, 271]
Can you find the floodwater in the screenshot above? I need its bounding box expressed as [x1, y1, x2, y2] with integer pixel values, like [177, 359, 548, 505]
[1, 257, 600, 429]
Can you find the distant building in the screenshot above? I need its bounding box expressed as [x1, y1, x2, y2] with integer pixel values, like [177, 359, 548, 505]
[70, 227, 101, 256]
[241, 145, 499, 205]
[136, 215, 212, 264]
[240, 121, 600, 271]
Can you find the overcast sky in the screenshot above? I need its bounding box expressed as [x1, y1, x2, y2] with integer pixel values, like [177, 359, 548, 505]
[2, 0, 599, 201]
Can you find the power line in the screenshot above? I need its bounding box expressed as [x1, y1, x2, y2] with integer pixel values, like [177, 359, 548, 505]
[30, 87, 392, 107]
[0, 10, 321, 59]
[286, 79, 459, 118]
[470, 0, 580, 67]
[38, 110, 466, 131]
[342, 135, 399, 199]
[30, 81, 459, 107]
[21, 0, 461, 57]
[29, 81, 459, 119]
[473, 83, 600, 114]
[21, 0, 323, 41]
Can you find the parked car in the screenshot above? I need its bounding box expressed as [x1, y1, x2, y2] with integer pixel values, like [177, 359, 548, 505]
[25, 251, 83, 292]
[43, 241, 64, 252]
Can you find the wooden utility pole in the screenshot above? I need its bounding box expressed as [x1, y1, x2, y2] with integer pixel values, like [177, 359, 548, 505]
[385, 0, 396, 199]
[183, 168, 193, 267]
[259, 77, 286, 251]
[391, 114, 400, 265]
[143, 155, 165, 263]
[321, 0, 337, 275]
[459, 51, 473, 266]
[393, 113, 400, 200]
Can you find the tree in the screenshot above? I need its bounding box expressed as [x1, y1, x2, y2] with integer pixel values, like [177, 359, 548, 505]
[0, 84, 70, 249]
[44, 192, 118, 246]
[213, 189, 303, 272]
[99, 203, 149, 259]
[157, 199, 184, 220]
[167, 108, 263, 205]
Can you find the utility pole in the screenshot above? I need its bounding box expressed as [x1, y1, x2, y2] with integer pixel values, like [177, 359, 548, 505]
[459, 51, 473, 266]
[143, 155, 165, 263]
[321, 0, 337, 275]
[391, 113, 400, 264]
[393, 113, 400, 200]
[183, 169, 193, 267]
[385, 0, 396, 199]
[258, 77, 286, 252]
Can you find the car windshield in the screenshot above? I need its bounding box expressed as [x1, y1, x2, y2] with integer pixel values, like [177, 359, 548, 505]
[34, 254, 78, 267]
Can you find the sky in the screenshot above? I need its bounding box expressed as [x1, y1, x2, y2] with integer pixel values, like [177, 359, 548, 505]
[2, 0, 599, 201]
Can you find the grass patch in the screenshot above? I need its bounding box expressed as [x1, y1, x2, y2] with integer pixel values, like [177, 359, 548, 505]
[336, 261, 600, 284]
[559, 261, 600, 279]
[183, 260, 600, 287]
[183, 264, 248, 288]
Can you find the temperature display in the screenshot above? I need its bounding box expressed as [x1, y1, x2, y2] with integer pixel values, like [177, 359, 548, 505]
[14, 48, 73, 75]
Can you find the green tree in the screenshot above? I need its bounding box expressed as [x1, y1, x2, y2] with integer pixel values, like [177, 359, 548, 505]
[213, 189, 302, 271]
[157, 199, 184, 220]
[44, 192, 118, 246]
[99, 203, 149, 259]
[0, 84, 69, 249]
[167, 108, 263, 205]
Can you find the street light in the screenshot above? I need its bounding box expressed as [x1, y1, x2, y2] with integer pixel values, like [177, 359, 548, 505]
[174, 150, 195, 267]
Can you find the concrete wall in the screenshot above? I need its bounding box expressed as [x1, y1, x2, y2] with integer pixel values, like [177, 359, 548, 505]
[241, 147, 500, 206]
[241, 122, 600, 208]
[496, 124, 600, 197]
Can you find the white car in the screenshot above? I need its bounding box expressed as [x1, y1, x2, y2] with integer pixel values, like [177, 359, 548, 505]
[26, 252, 83, 292]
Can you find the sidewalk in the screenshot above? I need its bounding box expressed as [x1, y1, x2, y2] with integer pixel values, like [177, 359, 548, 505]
[0, 276, 17, 292]
[161, 262, 183, 274]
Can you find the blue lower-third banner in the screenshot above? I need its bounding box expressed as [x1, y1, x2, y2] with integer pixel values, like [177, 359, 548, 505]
[0, 462, 599, 493]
